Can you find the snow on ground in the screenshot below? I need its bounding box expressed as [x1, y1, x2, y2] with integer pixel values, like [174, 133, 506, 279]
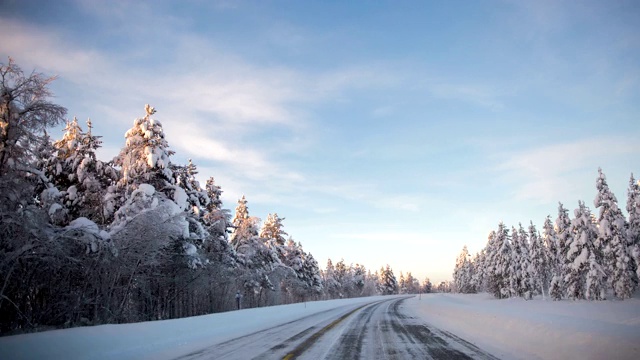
[0, 296, 394, 360]
[2, 293, 639, 360]
[403, 293, 640, 360]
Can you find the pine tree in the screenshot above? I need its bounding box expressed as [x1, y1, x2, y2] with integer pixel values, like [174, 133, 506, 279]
[44, 118, 117, 224]
[565, 201, 598, 300]
[380, 265, 398, 295]
[627, 174, 640, 286]
[550, 203, 572, 300]
[488, 223, 511, 298]
[404, 272, 418, 294]
[595, 168, 633, 299]
[300, 251, 323, 296]
[517, 223, 534, 299]
[259, 213, 288, 262]
[529, 221, 549, 298]
[585, 251, 606, 300]
[230, 195, 253, 250]
[113, 105, 174, 193]
[202, 176, 231, 242]
[454, 245, 475, 293]
[352, 264, 367, 296]
[323, 259, 341, 298]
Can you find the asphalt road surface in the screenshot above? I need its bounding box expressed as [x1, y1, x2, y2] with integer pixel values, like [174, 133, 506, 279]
[174, 296, 499, 360]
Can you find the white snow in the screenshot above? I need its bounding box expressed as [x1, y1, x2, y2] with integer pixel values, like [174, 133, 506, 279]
[67, 217, 100, 233]
[172, 186, 188, 211]
[137, 183, 155, 197]
[403, 293, 640, 360]
[0, 296, 395, 360]
[48, 203, 62, 216]
[1, 293, 638, 360]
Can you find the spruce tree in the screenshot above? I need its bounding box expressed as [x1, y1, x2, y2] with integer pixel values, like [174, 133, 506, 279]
[627, 174, 640, 286]
[113, 104, 174, 193]
[595, 168, 633, 299]
[529, 222, 549, 298]
[565, 201, 597, 300]
[380, 265, 398, 295]
[488, 223, 511, 298]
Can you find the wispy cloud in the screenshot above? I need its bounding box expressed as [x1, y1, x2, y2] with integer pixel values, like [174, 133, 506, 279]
[497, 136, 639, 203]
[0, 18, 105, 76]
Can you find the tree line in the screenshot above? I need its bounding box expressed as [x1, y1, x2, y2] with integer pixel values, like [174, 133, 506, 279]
[453, 168, 640, 300]
[0, 59, 433, 335]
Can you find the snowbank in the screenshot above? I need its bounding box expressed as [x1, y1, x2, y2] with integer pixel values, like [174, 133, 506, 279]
[403, 293, 640, 360]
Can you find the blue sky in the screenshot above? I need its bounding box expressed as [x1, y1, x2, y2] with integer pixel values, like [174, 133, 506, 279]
[2, 0, 639, 283]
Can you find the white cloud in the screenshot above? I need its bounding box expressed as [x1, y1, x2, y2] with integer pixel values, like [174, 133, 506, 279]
[497, 137, 639, 203]
[0, 18, 105, 77]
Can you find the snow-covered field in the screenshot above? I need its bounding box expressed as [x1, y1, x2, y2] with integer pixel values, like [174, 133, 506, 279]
[1, 293, 639, 360]
[404, 293, 640, 360]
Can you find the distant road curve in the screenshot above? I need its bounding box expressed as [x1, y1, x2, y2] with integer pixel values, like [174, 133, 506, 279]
[174, 296, 499, 360]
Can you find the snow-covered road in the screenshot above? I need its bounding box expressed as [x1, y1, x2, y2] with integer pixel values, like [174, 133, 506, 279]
[174, 296, 497, 360]
[4, 293, 635, 359]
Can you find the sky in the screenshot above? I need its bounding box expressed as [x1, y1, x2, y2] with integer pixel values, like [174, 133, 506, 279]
[1, 0, 639, 284]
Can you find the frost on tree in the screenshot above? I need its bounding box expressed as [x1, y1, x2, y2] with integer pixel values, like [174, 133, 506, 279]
[113, 104, 175, 193]
[627, 174, 640, 284]
[229, 196, 278, 300]
[380, 264, 398, 295]
[550, 203, 572, 300]
[323, 259, 341, 298]
[42, 118, 118, 224]
[528, 221, 550, 298]
[259, 213, 288, 262]
[595, 168, 633, 299]
[0, 58, 66, 177]
[565, 201, 599, 300]
[453, 245, 475, 293]
[488, 223, 512, 298]
[509, 224, 533, 299]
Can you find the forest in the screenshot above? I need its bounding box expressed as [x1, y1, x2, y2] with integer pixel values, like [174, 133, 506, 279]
[453, 169, 640, 301]
[0, 59, 431, 335]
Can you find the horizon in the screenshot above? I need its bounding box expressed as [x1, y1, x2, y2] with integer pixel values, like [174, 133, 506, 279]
[1, 0, 638, 284]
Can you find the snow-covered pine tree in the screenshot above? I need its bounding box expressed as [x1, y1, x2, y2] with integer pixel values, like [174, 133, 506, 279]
[380, 265, 398, 295]
[550, 203, 572, 300]
[404, 272, 418, 294]
[565, 201, 597, 300]
[585, 252, 607, 301]
[529, 221, 549, 298]
[517, 223, 534, 299]
[453, 245, 475, 293]
[300, 251, 323, 296]
[488, 224, 511, 298]
[202, 176, 231, 242]
[595, 168, 633, 299]
[230, 195, 253, 250]
[352, 264, 367, 296]
[283, 237, 304, 274]
[627, 174, 640, 286]
[172, 159, 209, 218]
[484, 230, 500, 297]
[509, 226, 523, 297]
[113, 104, 174, 193]
[323, 259, 341, 298]
[471, 251, 484, 292]
[45, 118, 118, 224]
[259, 213, 288, 263]
[398, 272, 407, 294]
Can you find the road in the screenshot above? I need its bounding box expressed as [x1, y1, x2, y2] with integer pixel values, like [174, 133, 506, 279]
[174, 296, 499, 360]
